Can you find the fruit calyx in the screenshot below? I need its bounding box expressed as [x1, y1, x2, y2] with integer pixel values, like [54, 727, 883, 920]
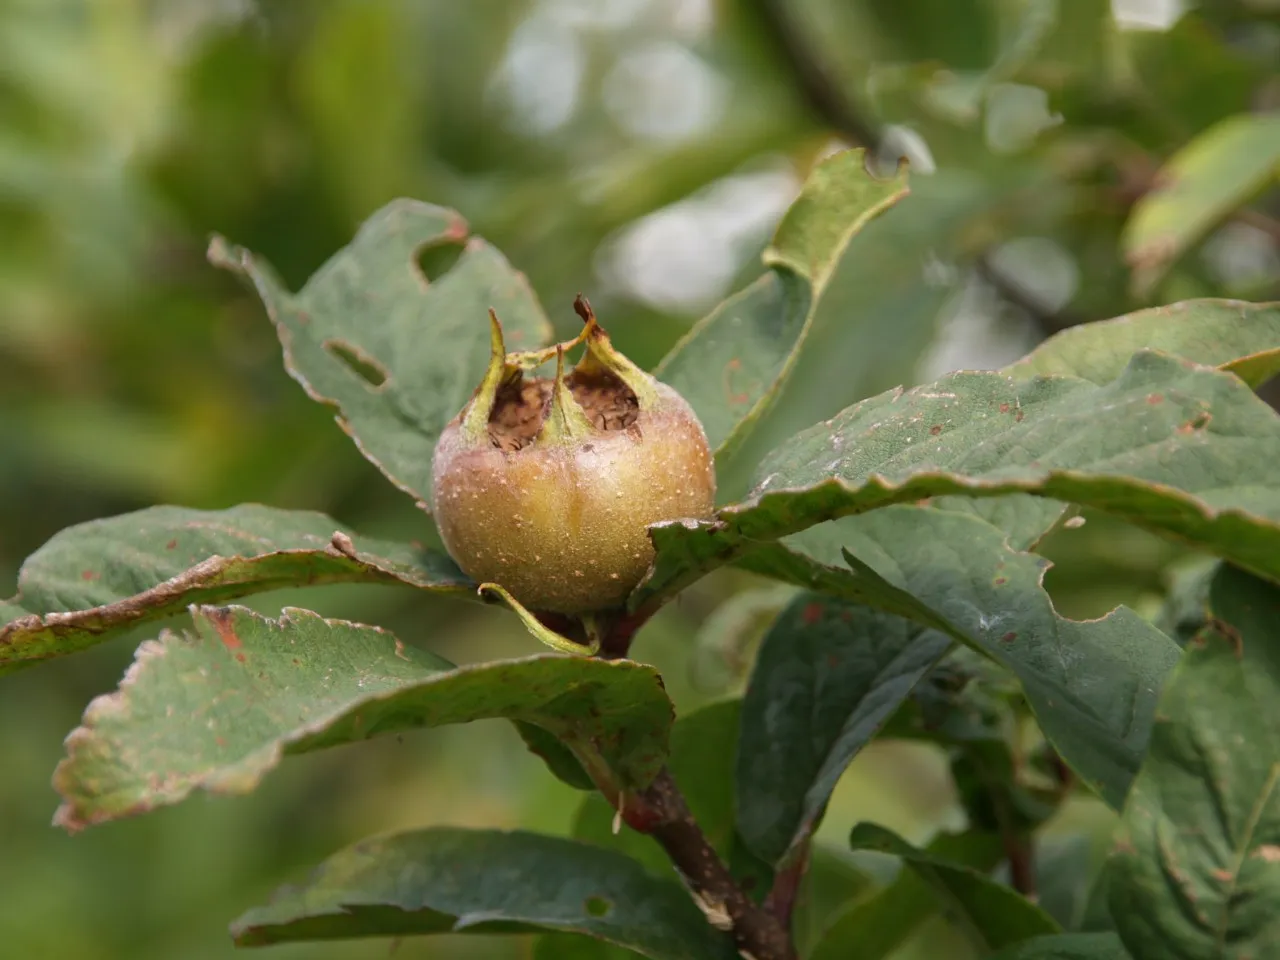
[461, 296, 656, 452]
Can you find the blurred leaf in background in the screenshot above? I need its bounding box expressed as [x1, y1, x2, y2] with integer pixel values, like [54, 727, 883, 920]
[1, 0, 1277, 957]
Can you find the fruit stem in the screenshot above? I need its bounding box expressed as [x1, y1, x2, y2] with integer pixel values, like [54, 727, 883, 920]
[477, 582, 600, 656]
[635, 769, 798, 960]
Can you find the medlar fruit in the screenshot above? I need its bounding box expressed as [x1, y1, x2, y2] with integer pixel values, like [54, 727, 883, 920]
[431, 298, 715, 615]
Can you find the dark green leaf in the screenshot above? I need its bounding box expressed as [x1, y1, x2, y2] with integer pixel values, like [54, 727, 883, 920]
[985, 932, 1132, 959]
[53, 605, 672, 830]
[672, 507, 1181, 809]
[1108, 565, 1280, 959]
[1004, 300, 1280, 388]
[735, 593, 952, 864]
[1123, 114, 1280, 294]
[0, 504, 470, 672]
[809, 830, 1005, 960]
[637, 351, 1280, 608]
[209, 199, 553, 504]
[847, 823, 1059, 951]
[231, 827, 735, 960]
[655, 149, 909, 457]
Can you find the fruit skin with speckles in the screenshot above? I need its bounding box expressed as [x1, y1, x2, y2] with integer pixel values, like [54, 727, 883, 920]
[431, 299, 716, 615]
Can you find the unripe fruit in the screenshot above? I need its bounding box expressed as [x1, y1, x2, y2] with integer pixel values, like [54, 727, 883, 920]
[431, 298, 716, 615]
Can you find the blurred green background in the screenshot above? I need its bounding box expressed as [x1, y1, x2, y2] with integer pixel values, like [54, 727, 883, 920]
[2, 1, 1277, 957]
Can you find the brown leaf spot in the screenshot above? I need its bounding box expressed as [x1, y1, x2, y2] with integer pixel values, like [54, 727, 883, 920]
[999, 403, 1011, 414]
[929, 424, 942, 436]
[1253, 845, 1280, 863]
[206, 608, 243, 651]
[1001, 631, 1017, 643]
[165, 539, 178, 550]
[394, 639, 411, 661]
[1178, 411, 1212, 433]
[1014, 409, 1024, 422]
[80, 570, 98, 581]
[1147, 393, 1164, 405]
[802, 602, 824, 625]
[994, 577, 1008, 586]
[1211, 868, 1234, 882]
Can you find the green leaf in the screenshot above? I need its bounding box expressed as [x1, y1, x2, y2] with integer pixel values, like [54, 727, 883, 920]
[809, 830, 1005, 960]
[1004, 300, 1280, 389]
[1108, 565, 1280, 960]
[984, 932, 1132, 959]
[637, 351, 1280, 608]
[231, 827, 736, 960]
[1123, 113, 1280, 294]
[0, 504, 470, 672]
[209, 199, 553, 504]
[52, 605, 672, 831]
[847, 823, 1060, 951]
[654, 149, 909, 458]
[735, 593, 952, 864]
[667, 507, 1181, 809]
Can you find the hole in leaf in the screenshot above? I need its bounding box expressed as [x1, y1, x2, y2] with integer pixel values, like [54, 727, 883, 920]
[324, 339, 389, 388]
[584, 895, 612, 917]
[416, 240, 465, 284]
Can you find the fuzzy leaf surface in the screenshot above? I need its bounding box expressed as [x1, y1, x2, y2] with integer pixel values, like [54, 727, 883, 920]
[210, 199, 553, 504]
[1108, 565, 1280, 960]
[0, 504, 469, 672]
[1004, 299, 1280, 388]
[655, 149, 909, 457]
[53, 605, 671, 831]
[637, 351, 1280, 608]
